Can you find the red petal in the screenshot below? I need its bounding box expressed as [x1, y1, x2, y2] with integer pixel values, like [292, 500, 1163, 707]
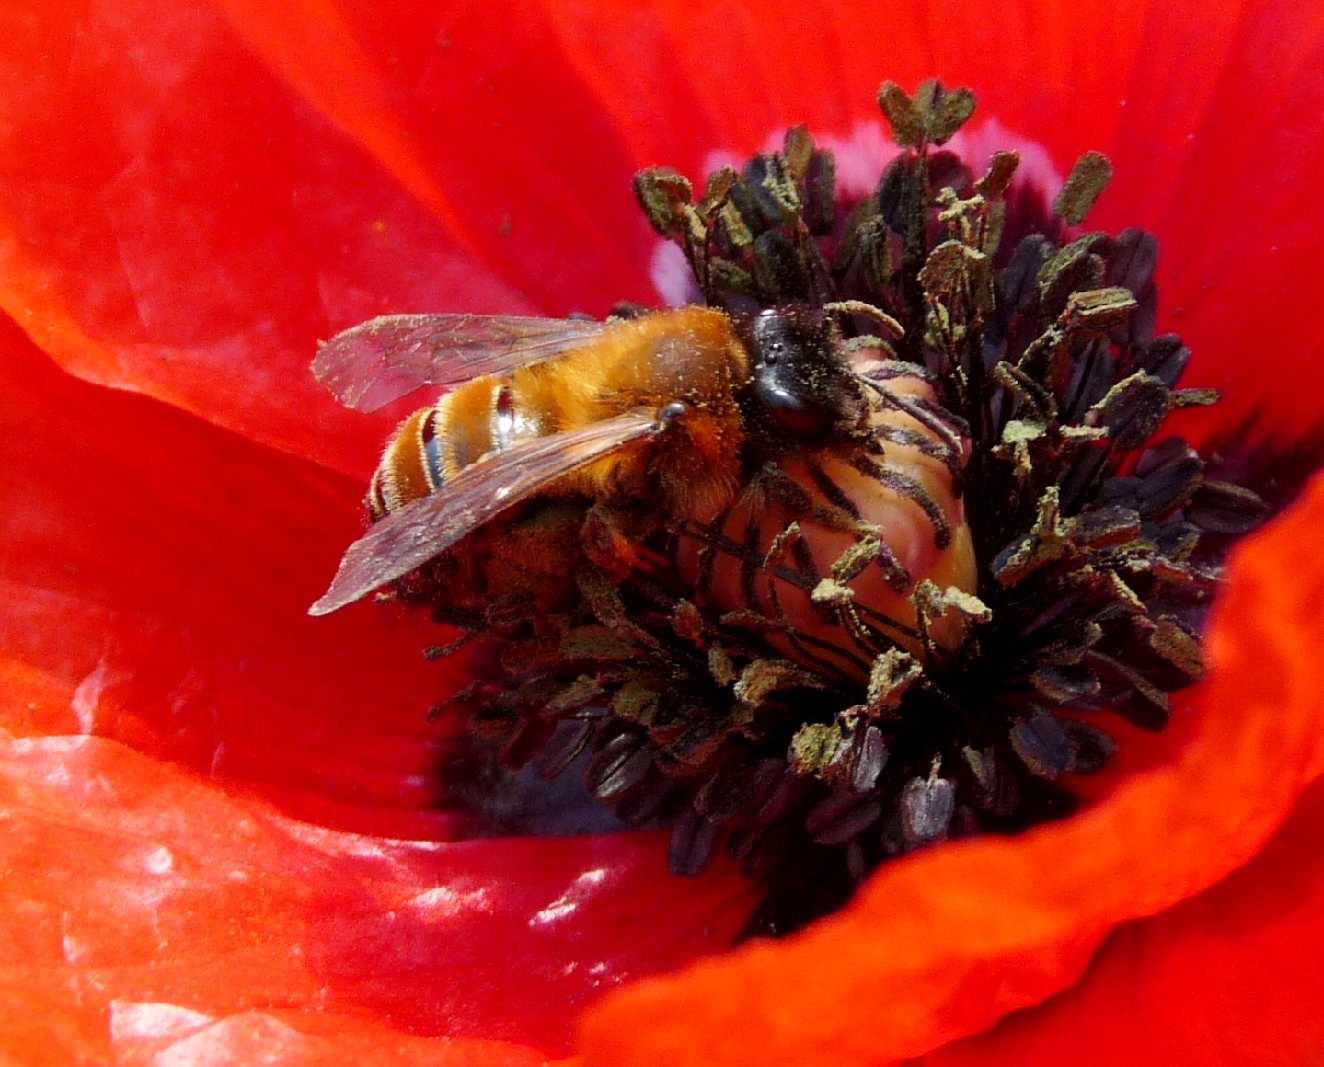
[5, 0, 1322, 473]
[1094, 3, 1324, 445]
[0, 1, 536, 479]
[0, 312, 448, 825]
[0, 731, 747, 1061]
[0, 316, 754, 1054]
[926, 775, 1324, 1065]
[216, 0, 663, 311]
[579, 470, 1324, 1065]
[6, 0, 1324, 1060]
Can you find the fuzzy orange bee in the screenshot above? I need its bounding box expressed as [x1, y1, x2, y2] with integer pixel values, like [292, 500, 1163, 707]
[309, 301, 974, 677]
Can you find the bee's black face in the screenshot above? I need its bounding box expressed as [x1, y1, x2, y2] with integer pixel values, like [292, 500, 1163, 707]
[746, 307, 840, 440]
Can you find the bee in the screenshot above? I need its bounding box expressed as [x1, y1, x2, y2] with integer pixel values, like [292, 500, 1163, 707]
[309, 303, 976, 677]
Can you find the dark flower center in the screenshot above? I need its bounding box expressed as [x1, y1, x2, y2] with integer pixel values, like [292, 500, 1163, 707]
[421, 81, 1273, 936]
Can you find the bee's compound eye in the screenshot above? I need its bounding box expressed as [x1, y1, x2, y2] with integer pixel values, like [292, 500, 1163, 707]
[657, 400, 689, 429]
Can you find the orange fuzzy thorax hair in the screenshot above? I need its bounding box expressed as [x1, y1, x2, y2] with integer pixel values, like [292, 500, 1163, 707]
[371, 307, 754, 521]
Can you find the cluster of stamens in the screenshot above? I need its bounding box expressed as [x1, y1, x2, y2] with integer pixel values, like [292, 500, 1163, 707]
[432, 81, 1268, 934]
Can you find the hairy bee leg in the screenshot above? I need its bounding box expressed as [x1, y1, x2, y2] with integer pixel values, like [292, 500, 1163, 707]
[742, 464, 926, 645]
[765, 462, 913, 595]
[678, 520, 873, 676]
[756, 463, 866, 538]
[739, 512, 766, 618]
[676, 522, 820, 601]
[674, 467, 780, 599]
[753, 461, 924, 642]
[734, 504, 877, 677]
[801, 453, 914, 592]
[693, 505, 733, 602]
[803, 455, 862, 520]
[676, 519, 899, 662]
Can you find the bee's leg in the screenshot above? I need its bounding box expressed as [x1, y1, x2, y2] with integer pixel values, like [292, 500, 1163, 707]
[689, 505, 732, 605]
[761, 523, 875, 679]
[673, 509, 887, 678]
[750, 464, 923, 657]
[857, 375, 967, 462]
[767, 524, 910, 677]
[579, 502, 662, 582]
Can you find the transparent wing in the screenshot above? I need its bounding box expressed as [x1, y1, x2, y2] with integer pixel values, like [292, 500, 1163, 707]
[312, 313, 611, 412]
[309, 409, 660, 615]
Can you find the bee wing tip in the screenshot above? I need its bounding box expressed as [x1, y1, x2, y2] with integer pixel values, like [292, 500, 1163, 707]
[307, 592, 340, 617]
[309, 571, 376, 616]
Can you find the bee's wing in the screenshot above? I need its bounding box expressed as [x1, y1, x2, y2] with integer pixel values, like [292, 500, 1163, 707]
[309, 409, 660, 616]
[312, 314, 612, 412]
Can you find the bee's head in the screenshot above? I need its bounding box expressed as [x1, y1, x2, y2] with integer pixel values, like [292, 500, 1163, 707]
[742, 306, 859, 440]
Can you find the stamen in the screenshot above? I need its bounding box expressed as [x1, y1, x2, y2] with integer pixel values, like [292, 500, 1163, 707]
[402, 79, 1274, 937]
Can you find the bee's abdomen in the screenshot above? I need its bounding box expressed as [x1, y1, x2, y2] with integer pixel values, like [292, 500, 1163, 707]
[368, 378, 530, 519]
[368, 405, 443, 518]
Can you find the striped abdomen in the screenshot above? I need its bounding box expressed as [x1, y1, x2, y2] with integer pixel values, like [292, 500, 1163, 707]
[368, 378, 538, 519]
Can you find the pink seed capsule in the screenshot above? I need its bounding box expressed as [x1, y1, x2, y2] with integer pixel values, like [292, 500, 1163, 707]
[674, 352, 976, 679]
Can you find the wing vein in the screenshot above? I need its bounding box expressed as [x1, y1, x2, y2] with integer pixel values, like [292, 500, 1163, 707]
[312, 313, 610, 411]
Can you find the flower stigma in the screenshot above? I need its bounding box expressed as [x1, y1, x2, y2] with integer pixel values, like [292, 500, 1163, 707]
[332, 80, 1273, 936]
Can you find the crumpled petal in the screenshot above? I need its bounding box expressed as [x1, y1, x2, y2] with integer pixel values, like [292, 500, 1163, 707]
[3, 0, 1323, 476]
[0, 730, 748, 1062]
[0, 316, 754, 1056]
[579, 470, 1324, 1065]
[926, 776, 1324, 1065]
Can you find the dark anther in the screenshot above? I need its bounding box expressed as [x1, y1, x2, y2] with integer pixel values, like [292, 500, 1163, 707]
[411, 80, 1278, 943]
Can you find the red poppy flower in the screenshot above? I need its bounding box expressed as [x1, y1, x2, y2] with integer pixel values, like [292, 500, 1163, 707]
[3, 1, 1324, 1064]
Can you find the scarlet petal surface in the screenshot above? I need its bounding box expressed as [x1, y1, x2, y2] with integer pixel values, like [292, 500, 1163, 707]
[5, 0, 1324, 1061]
[0, 313, 454, 832]
[0, 317, 754, 1056]
[580, 473, 1324, 1065]
[0, 0, 535, 479]
[927, 776, 1324, 1065]
[4, 0, 1323, 473]
[0, 735, 548, 1066]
